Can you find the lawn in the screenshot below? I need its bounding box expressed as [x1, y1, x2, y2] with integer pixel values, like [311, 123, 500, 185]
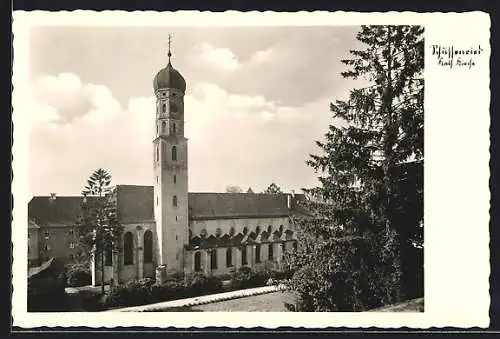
[154, 291, 295, 312]
[149, 293, 424, 312]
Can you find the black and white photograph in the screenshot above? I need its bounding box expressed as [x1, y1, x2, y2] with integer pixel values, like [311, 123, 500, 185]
[12, 11, 490, 328]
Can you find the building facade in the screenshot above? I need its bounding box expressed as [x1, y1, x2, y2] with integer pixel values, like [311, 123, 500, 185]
[27, 48, 308, 285]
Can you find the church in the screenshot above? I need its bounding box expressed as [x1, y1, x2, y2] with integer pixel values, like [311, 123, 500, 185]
[28, 46, 309, 286]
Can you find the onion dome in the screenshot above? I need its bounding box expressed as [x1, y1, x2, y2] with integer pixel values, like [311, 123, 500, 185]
[153, 36, 186, 93]
[153, 61, 186, 93]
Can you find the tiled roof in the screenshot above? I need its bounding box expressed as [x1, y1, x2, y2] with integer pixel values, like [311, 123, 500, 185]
[188, 192, 291, 220]
[28, 185, 310, 227]
[28, 196, 96, 228]
[115, 185, 155, 223]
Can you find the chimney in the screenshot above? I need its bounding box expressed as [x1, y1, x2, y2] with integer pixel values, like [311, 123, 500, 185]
[49, 193, 56, 201]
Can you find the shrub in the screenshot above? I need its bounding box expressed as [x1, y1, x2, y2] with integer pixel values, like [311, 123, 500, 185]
[229, 267, 267, 290]
[151, 280, 187, 301]
[80, 290, 103, 311]
[99, 273, 224, 310]
[217, 273, 232, 281]
[66, 263, 92, 287]
[166, 271, 185, 282]
[28, 276, 69, 312]
[185, 272, 223, 296]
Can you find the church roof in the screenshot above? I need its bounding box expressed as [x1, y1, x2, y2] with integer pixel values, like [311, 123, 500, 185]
[187, 192, 291, 220]
[28, 185, 308, 227]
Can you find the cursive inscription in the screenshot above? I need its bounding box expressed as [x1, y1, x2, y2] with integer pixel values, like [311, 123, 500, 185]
[431, 45, 483, 70]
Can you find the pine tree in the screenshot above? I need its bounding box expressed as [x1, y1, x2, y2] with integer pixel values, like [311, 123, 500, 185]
[285, 25, 424, 311]
[263, 183, 283, 194]
[77, 168, 123, 294]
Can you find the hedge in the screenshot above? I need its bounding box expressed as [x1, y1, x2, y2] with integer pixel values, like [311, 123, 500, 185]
[80, 269, 292, 311]
[98, 274, 225, 309]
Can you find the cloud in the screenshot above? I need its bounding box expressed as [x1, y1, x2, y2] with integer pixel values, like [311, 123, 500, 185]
[188, 43, 240, 71]
[28, 72, 339, 196]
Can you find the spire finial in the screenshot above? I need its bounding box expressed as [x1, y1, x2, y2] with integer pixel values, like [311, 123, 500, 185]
[167, 34, 172, 63]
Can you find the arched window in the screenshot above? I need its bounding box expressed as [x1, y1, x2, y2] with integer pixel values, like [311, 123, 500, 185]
[162, 103, 166, 113]
[173, 175, 177, 184]
[267, 225, 272, 233]
[105, 243, 113, 266]
[156, 146, 159, 162]
[242, 246, 248, 265]
[229, 227, 235, 236]
[173, 195, 178, 207]
[172, 124, 176, 133]
[162, 121, 166, 133]
[268, 244, 274, 260]
[226, 248, 233, 267]
[194, 252, 202, 272]
[243, 227, 248, 235]
[200, 229, 207, 239]
[255, 245, 261, 263]
[144, 230, 153, 263]
[210, 250, 217, 270]
[172, 146, 177, 161]
[124, 232, 134, 265]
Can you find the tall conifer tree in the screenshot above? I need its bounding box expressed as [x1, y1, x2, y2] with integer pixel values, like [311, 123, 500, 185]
[285, 26, 424, 311]
[77, 168, 123, 294]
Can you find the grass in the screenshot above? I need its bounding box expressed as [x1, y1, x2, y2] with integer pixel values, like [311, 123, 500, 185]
[148, 291, 295, 312]
[147, 292, 425, 313]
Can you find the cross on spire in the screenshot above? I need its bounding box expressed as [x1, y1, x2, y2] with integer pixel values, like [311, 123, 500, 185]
[167, 34, 172, 63]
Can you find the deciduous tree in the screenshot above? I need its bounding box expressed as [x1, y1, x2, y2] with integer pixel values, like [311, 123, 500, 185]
[225, 185, 243, 193]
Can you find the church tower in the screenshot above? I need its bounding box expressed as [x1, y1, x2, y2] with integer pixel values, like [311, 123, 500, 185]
[152, 37, 189, 275]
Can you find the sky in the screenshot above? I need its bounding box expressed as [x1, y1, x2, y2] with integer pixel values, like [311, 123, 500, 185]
[27, 26, 363, 197]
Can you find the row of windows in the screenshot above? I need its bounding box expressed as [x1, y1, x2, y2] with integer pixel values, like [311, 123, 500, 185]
[193, 224, 286, 239]
[194, 242, 298, 272]
[39, 229, 76, 239]
[160, 102, 180, 113]
[157, 121, 178, 135]
[156, 195, 178, 207]
[120, 230, 153, 266]
[156, 145, 177, 162]
[156, 175, 177, 184]
[158, 91, 179, 98]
